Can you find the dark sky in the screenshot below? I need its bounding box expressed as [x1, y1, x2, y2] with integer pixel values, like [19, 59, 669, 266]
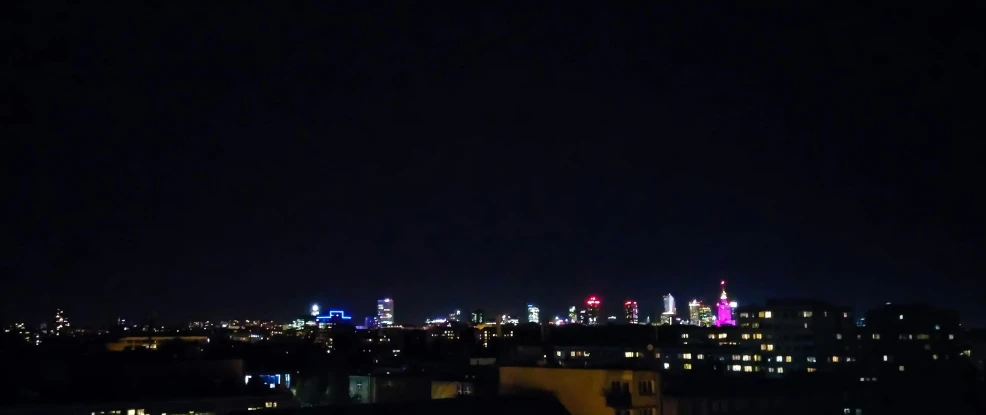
[4, 2, 985, 327]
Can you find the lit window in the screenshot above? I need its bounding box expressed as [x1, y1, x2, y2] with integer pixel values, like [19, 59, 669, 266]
[585, 351, 591, 357]
[764, 311, 772, 318]
[696, 354, 704, 360]
[761, 344, 774, 351]
[753, 333, 762, 339]
[807, 368, 817, 373]
[932, 354, 938, 360]
[743, 365, 753, 372]
[916, 334, 930, 340]
[832, 356, 840, 363]
[802, 311, 813, 317]
[732, 355, 742, 361]
[754, 355, 762, 362]
[742, 334, 750, 339]
[785, 356, 792, 363]
[843, 312, 848, 318]
[836, 333, 843, 340]
[739, 312, 749, 318]
[684, 363, 692, 370]
[731, 365, 741, 371]
[883, 355, 889, 361]
[948, 334, 955, 340]
[935, 324, 940, 330]
[683, 353, 692, 360]
[776, 356, 783, 362]
[758, 311, 765, 318]
[872, 334, 881, 340]
[664, 362, 670, 369]
[899, 314, 904, 320]
[768, 367, 775, 373]
[571, 351, 577, 357]
[807, 356, 816, 363]
[777, 367, 784, 374]
[898, 365, 905, 372]
[681, 333, 689, 339]
[556, 351, 562, 357]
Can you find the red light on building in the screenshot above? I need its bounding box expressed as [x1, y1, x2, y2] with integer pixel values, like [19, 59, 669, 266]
[586, 296, 601, 306]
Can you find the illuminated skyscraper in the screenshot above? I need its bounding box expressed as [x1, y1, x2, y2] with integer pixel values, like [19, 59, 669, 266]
[471, 309, 485, 325]
[624, 301, 639, 324]
[586, 296, 601, 325]
[527, 304, 540, 323]
[662, 294, 676, 316]
[52, 309, 69, 335]
[688, 299, 701, 325]
[698, 305, 713, 326]
[714, 281, 736, 327]
[568, 306, 577, 323]
[377, 298, 394, 326]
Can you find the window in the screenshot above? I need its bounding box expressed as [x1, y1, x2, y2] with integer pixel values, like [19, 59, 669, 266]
[761, 344, 774, 351]
[732, 355, 742, 361]
[843, 312, 849, 318]
[899, 314, 904, 320]
[753, 333, 762, 339]
[754, 355, 762, 362]
[807, 367, 817, 373]
[663, 362, 670, 369]
[807, 356, 816, 363]
[777, 367, 784, 374]
[585, 352, 591, 357]
[739, 312, 749, 318]
[743, 365, 753, 372]
[768, 367, 775, 373]
[742, 355, 751, 361]
[570, 351, 577, 357]
[764, 311, 773, 318]
[872, 334, 881, 340]
[948, 334, 955, 340]
[758, 311, 765, 318]
[932, 354, 938, 360]
[832, 356, 840, 363]
[802, 311, 813, 317]
[844, 409, 850, 414]
[625, 351, 638, 358]
[742, 334, 750, 339]
[681, 333, 689, 339]
[883, 355, 889, 361]
[682, 353, 692, 360]
[684, 363, 692, 370]
[638, 380, 656, 395]
[836, 333, 843, 340]
[935, 324, 941, 330]
[898, 365, 905, 372]
[916, 334, 930, 340]
[731, 365, 741, 371]
[776, 356, 783, 362]
[696, 354, 704, 360]
[785, 356, 792, 363]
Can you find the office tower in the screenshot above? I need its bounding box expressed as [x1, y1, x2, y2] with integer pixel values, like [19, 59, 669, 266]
[527, 304, 540, 323]
[471, 309, 485, 325]
[568, 306, 577, 323]
[662, 294, 676, 316]
[698, 305, 713, 326]
[586, 296, 601, 325]
[53, 309, 69, 335]
[714, 280, 735, 326]
[449, 309, 462, 321]
[624, 301, 639, 324]
[377, 298, 394, 326]
[688, 299, 701, 325]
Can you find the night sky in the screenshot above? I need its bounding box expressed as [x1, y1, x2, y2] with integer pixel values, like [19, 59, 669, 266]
[4, 3, 985, 327]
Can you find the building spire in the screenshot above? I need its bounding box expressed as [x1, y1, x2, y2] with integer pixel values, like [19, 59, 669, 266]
[720, 280, 728, 301]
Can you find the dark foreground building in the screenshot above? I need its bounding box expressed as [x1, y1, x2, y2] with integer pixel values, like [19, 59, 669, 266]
[228, 395, 570, 415]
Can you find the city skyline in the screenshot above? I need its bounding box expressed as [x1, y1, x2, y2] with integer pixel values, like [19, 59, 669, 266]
[5, 3, 983, 328]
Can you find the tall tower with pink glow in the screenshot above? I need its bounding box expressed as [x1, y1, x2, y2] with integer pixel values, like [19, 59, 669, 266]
[714, 280, 735, 327]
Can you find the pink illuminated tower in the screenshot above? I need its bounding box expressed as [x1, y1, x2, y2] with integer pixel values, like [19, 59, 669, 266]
[714, 280, 736, 327]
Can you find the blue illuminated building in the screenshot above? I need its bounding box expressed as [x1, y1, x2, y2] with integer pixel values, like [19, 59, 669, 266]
[315, 310, 352, 325]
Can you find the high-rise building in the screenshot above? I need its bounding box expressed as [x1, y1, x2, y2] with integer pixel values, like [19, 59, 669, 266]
[586, 296, 601, 325]
[624, 301, 639, 324]
[568, 306, 577, 323]
[52, 309, 69, 335]
[698, 305, 713, 326]
[449, 309, 462, 321]
[377, 298, 394, 326]
[527, 304, 540, 323]
[471, 309, 485, 325]
[662, 294, 676, 316]
[714, 281, 735, 327]
[688, 299, 702, 325]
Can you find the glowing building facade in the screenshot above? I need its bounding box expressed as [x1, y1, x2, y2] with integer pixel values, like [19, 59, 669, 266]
[53, 309, 70, 336]
[714, 281, 736, 327]
[377, 298, 394, 327]
[624, 301, 639, 324]
[688, 299, 702, 325]
[586, 296, 601, 325]
[527, 304, 540, 323]
[568, 306, 577, 323]
[663, 294, 676, 316]
[698, 305, 713, 326]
